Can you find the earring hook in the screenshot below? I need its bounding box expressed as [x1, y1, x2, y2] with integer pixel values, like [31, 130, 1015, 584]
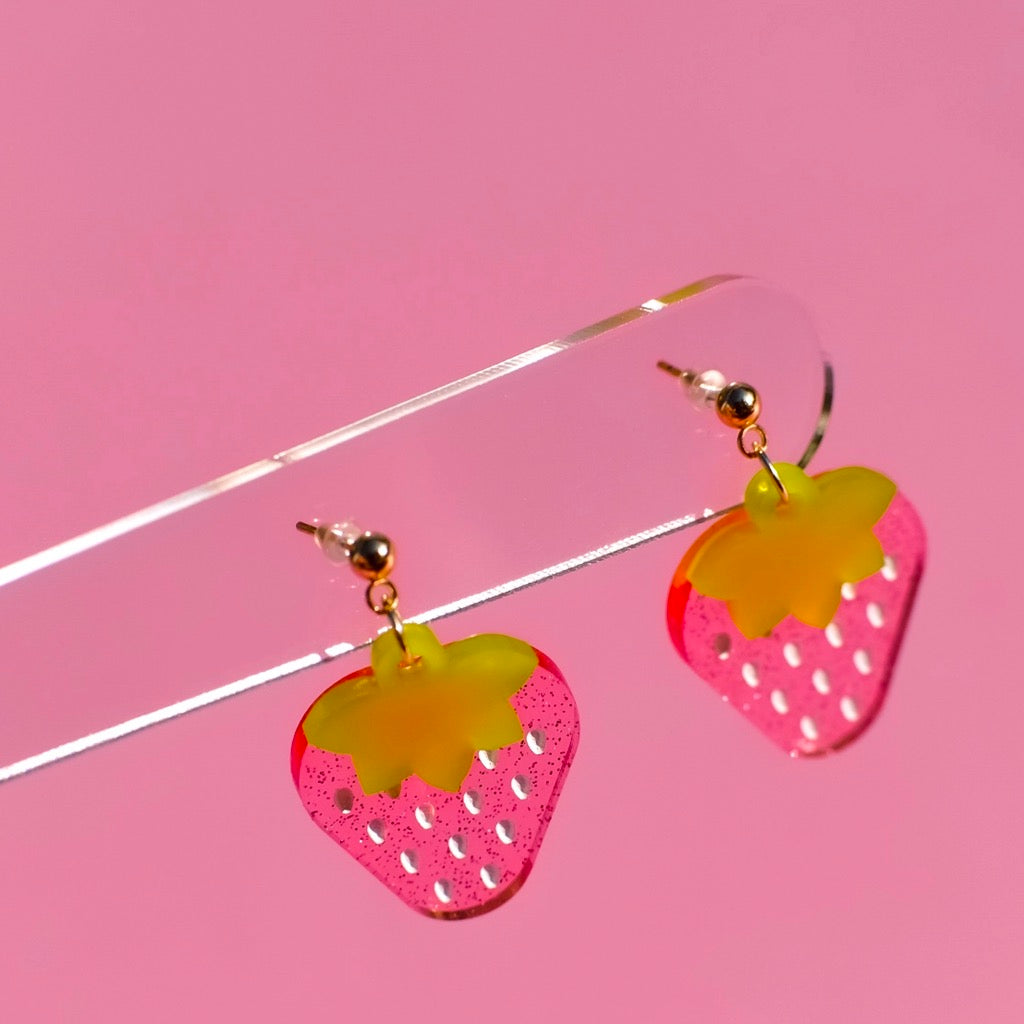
[657, 361, 789, 503]
[296, 520, 418, 664]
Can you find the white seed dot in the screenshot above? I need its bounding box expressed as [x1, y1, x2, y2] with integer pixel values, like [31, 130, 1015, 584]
[866, 602, 885, 628]
[414, 804, 435, 830]
[511, 775, 531, 800]
[433, 879, 453, 904]
[853, 649, 872, 675]
[770, 689, 789, 714]
[840, 696, 860, 722]
[495, 819, 516, 845]
[463, 790, 482, 815]
[400, 849, 419, 874]
[799, 716, 819, 741]
[741, 662, 760, 688]
[448, 834, 467, 859]
[783, 642, 802, 668]
[367, 819, 386, 845]
[526, 729, 547, 755]
[333, 788, 354, 814]
[812, 668, 831, 694]
[882, 555, 898, 582]
[478, 749, 498, 770]
[841, 582, 857, 601]
[825, 622, 843, 648]
[713, 633, 732, 660]
[480, 864, 501, 890]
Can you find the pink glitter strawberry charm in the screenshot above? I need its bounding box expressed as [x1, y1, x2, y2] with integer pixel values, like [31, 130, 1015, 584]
[659, 367, 925, 755]
[290, 521, 579, 918]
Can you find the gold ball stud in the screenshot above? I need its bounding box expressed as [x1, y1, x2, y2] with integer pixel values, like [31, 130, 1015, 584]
[349, 532, 396, 581]
[716, 382, 761, 429]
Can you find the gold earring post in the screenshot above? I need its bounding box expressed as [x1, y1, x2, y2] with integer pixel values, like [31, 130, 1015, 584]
[656, 360, 694, 383]
[657, 360, 789, 503]
[295, 519, 418, 665]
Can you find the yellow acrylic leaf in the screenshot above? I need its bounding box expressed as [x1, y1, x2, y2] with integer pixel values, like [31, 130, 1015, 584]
[301, 623, 537, 795]
[686, 463, 896, 638]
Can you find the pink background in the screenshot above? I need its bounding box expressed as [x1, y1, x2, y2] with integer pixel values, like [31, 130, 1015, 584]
[2, 4, 1021, 1022]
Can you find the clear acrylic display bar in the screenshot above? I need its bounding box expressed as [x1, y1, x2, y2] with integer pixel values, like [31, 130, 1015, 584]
[0, 276, 829, 781]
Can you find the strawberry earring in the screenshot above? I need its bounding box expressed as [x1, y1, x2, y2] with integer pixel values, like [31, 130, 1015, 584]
[290, 520, 579, 919]
[660, 364, 925, 756]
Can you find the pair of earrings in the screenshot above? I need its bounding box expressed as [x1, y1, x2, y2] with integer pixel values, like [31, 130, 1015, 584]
[290, 364, 925, 919]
